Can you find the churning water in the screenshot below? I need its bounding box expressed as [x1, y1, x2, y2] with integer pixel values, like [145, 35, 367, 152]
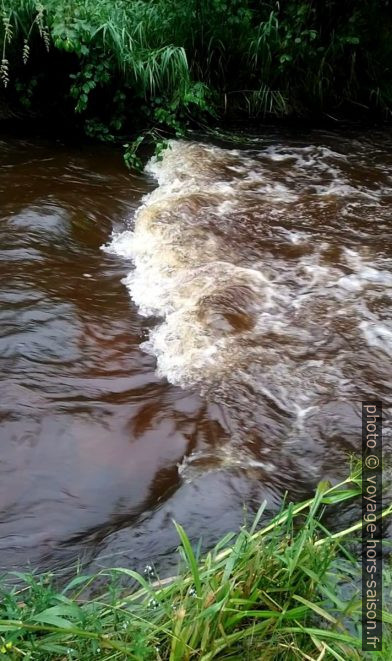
[1, 129, 391, 575]
[106, 136, 392, 483]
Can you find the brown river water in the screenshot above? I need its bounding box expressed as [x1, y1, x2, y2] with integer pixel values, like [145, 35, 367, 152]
[0, 129, 391, 577]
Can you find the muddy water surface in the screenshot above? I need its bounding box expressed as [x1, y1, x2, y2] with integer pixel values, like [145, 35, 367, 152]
[0, 130, 391, 575]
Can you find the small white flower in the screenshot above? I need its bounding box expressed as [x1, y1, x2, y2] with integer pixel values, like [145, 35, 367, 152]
[143, 564, 154, 577]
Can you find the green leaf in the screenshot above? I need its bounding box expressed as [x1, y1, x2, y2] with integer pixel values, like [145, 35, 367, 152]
[281, 626, 361, 646]
[62, 574, 91, 593]
[174, 522, 202, 598]
[382, 610, 392, 624]
[31, 606, 75, 629]
[0, 623, 22, 632]
[109, 568, 156, 596]
[293, 594, 338, 624]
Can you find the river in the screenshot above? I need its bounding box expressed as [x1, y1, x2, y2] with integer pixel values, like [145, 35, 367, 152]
[0, 128, 391, 577]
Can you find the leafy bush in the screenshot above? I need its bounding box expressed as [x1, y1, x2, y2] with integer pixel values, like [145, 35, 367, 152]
[0, 1, 391, 162]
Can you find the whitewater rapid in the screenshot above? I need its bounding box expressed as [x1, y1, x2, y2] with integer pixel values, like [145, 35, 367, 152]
[105, 139, 392, 403]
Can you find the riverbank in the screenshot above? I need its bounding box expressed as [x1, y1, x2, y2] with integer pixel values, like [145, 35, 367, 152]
[1, 1, 391, 167]
[1, 470, 391, 660]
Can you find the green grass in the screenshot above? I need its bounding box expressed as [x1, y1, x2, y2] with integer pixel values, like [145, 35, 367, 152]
[0, 1, 391, 152]
[0, 467, 391, 660]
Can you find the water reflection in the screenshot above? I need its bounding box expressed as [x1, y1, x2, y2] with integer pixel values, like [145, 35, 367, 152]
[0, 131, 391, 576]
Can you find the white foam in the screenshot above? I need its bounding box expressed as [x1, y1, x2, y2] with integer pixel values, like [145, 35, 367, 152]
[105, 142, 282, 385]
[105, 139, 392, 393]
[360, 321, 392, 353]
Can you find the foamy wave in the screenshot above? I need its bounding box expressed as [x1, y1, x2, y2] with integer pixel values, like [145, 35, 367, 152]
[104, 139, 392, 395]
[104, 142, 282, 384]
